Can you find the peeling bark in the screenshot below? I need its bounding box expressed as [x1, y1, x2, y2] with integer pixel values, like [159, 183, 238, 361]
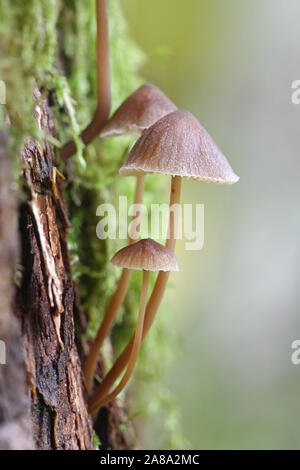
[18, 93, 93, 450]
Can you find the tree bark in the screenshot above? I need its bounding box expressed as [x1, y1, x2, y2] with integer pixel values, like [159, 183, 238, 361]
[16, 92, 94, 450]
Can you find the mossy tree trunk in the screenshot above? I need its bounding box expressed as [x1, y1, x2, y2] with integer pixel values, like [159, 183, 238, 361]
[0, 0, 146, 450]
[17, 93, 93, 450]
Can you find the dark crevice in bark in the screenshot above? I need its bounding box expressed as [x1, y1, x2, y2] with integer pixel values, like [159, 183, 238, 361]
[94, 402, 132, 450]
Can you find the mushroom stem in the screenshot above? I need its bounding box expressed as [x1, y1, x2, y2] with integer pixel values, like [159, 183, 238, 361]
[60, 0, 111, 160]
[89, 176, 181, 412]
[165, 175, 181, 251]
[84, 268, 132, 392]
[90, 270, 149, 411]
[84, 174, 145, 393]
[129, 174, 145, 243]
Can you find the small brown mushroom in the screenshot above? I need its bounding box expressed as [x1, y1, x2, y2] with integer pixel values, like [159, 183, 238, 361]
[100, 84, 177, 138]
[120, 109, 239, 184]
[120, 109, 239, 251]
[84, 87, 177, 393]
[89, 239, 178, 413]
[89, 110, 239, 399]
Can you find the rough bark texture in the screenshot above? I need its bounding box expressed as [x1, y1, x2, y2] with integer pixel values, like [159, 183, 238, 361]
[17, 93, 94, 450]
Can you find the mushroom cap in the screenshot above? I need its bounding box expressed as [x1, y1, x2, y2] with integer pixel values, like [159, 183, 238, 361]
[100, 84, 177, 138]
[111, 238, 179, 272]
[119, 110, 239, 184]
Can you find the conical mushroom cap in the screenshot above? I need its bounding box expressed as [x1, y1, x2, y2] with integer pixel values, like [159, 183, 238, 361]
[100, 84, 177, 138]
[120, 110, 239, 184]
[111, 238, 179, 272]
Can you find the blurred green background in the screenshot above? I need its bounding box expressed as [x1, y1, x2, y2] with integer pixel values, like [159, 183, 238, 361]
[121, 0, 300, 449]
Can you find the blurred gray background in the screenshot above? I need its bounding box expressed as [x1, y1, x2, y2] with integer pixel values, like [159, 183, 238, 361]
[122, 0, 300, 449]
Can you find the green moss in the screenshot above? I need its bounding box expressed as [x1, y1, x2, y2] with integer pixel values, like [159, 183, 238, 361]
[93, 431, 101, 450]
[0, 0, 186, 449]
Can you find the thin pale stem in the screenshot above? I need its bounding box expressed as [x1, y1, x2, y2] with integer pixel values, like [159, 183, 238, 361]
[129, 174, 145, 244]
[89, 176, 181, 413]
[93, 270, 149, 409]
[84, 174, 145, 393]
[60, 0, 111, 160]
[84, 268, 131, 392]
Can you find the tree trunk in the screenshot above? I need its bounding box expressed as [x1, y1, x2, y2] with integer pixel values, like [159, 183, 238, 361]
[0, 1, 137, 451]
[15, 92, 94, 449]
[0, 90, 132, 451]
[0, 88, 132, 451]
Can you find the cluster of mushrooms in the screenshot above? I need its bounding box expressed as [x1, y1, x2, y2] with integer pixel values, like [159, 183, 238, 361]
[83, 84, 239, 415]
[60, 1, 239, 417]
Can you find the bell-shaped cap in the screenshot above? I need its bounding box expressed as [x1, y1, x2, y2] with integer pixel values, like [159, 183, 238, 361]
[111, 238, 179, 272]
[120, 110, 239, 184]
[100, 84, 177, 138]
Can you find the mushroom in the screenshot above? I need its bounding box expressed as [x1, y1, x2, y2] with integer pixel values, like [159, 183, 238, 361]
[89, 238, 178, 413]
[84, 86, 176, 393]
[120, 109, 239, 185]
[120, 109, 239, 247]
[88, 109, 239, 404]
[100, 84, 177, 138]
[60, 0, 111, 159]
